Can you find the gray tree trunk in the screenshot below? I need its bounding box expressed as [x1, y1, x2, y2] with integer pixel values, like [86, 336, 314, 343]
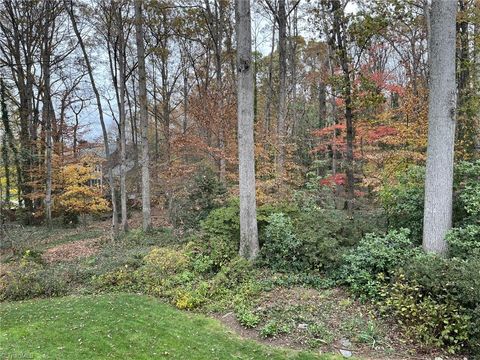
[41, 0, 53, 229]
[264, 24, 275, 140]
[277, 0, 287, 182]
[422, 0, 457, 255]
[235, 0, 259, 261]
[118, 9, 129, 233]
[134, 0, 152, 231]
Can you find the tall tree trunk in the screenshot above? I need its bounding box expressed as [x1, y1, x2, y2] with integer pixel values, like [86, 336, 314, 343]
[134, 0, 151, 231]
[456, 0, 472, 155]
[331, 0, 355, 217]
[183, 61, 188, 135]
[475, 1, 480, 154]
[42, 0, 53, 229]
[277, 0, 287, 182]
[118, 9, 129, 233]
[264, 24, 275, 141]
[0, 79, 11, 205]
[153, 64, 159, 161]
[0, 79, 22, 206]
[290, 6, 298, 136]
[422, 0, 457, 255]
[65, 0, 118, 234]
[236, 0, 259, 260]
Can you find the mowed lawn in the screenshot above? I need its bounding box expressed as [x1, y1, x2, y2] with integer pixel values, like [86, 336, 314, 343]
[0, 293, 341, 360]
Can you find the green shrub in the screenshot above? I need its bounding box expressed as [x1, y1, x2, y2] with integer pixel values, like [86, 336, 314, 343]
[236, 308, 261, 328]
[401, 255, 480, 313]
[143, 247, 189, 275]
[381, 161, 480, 244]
[292, 208, 350, 271]
[258, 213, 303, 272]
[447, 224, 480, 259]
[121, 228, 177, 247]
[197, 203, 240, 269]
[260, 320, 291, 338]
[380, 166, 425, 242]
[212, 257, 253, 289]
[339, 228, 420, 298]
[379, 274, 470, 354]
[454, 160, 480, 224]
[20, 249, 44, 265]
[381, 254, 480, 354]
[256, 202, 298, 246]
[93, 267, 139, 291]
[0, 262, 68, 301]
[168, 165, 226, 229]
[173, 282, 209, 310]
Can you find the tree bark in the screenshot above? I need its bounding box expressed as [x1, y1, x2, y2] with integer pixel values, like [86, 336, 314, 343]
[263, 22, 276, 141]
[41, 0, 54, 229]
[1, 82, 10, 205]
[134, 0, 152, 231]
[331, 0, 355, 217]
[422, 0, 457, 255]
[118, 8, 129, 233]
[277, 0, 287, 182]
[235, 0, 259, 260]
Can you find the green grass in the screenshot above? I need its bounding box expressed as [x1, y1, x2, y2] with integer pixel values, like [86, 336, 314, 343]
[0, 294, 341, 360]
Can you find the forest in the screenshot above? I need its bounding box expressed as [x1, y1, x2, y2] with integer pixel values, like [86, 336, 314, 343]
[0, 0, 479, 359]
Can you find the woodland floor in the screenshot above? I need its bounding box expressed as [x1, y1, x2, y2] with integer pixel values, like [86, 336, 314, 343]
[0, 214, 464, 360]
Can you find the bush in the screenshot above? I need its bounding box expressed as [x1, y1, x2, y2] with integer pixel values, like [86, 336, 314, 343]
[260, 320, 291, 338]
[211, 257, 253, 289]
[168, 165, 226, 229]
[446, 224, 480, 259]
[401, 255, 480, 314]
[339, 228, 420, 298]
[236, 308, 260, 328]
[20, 249, 44, 265]
[93, 267, 139, 292]
[454, 160, 480, 224]
[381, 254, 480, 354]
[143, 247, 189, 275]
[62, 211, 80, 226]
[258, 213, 303, 272]
[381, 161, 480, 243]
[120, 228, 177, 248]
[197, 203, 240, 269]
[173, 284, 209, 310]
[293, 208, 351, 271]
[0, 262, 68, 301]
[380, 166, 425, 242]
[380, 274, 470, 353]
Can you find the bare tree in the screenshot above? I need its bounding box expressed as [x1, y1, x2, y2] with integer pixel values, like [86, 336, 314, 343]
[236, 0, 259, 260]
[422, 0, 457, 255]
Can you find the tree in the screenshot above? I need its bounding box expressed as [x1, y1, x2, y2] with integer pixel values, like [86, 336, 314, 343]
[134, 0, 152, 231]
[57, 156, 110, 226]
[41, 0, 55, 229]
[116, 4, 129, 233]
[235, 0, 259, 260]
[65, 0, 119, 234]
[422, 0, 457, 255]
[330, 0, 355, 217]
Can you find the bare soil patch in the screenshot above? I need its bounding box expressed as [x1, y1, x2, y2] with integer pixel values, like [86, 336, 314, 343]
[42, 238, 100, 263]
